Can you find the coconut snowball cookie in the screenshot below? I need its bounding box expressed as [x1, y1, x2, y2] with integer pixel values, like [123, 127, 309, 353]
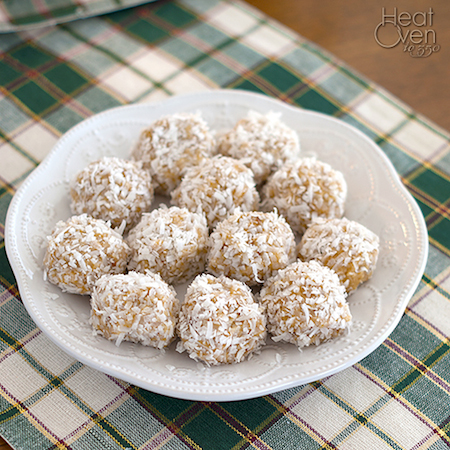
[70, 156, 154, 231]
[217, 110, 300, 184]
[176, 274, 267, 365]
[207, 210, 296, 286]
[262, 157, 347, 234]
[298, 217, 380, 293]
[90, 271, 179, 348]
[171, 155, 260, 229]
[260, 260, 352, 348]
[126, 206, 209, 285]
[43, 214, 130, 295]
[131, 112, 216, 195]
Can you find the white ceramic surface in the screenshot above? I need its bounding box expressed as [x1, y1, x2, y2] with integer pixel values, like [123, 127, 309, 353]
[5, 90, 428, 401]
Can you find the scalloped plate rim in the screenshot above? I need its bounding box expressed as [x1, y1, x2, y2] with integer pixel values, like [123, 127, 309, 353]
[5, 89, 428, 401]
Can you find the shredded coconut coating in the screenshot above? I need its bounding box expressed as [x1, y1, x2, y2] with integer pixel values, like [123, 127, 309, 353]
[261, 157, 347, 234]
[260, 260, 352, 348]
[217, 110, 300, 184]
[131, 112, 216, 195]
[207, 210, 296, 286]
[43, 214, 130, 295]
[126, 206, 209, 285]
[90, 271, 179, 349]
[70, 156, 154, 231]
[176, 274, 267, 365]
[171, 155, 260, 230]
[298, 217, 380, 293]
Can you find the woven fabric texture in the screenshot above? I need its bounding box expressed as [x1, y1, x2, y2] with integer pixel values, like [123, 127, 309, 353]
[1, 1, 450, 449]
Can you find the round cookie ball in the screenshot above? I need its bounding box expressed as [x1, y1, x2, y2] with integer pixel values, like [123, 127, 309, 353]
[90, 271, 179, 348]
[70, 156, 153, 231]
[207, 210, 296, 286]
[126, 206, 209, 285]
[262, 157, 347, 234]
[298, 217, 380, 293]
[176, 274, 267, 365]
[260, 260, 352, 348]
[217, 110, 300, 184]
[171, 155, 260, 230]
[131, 112, 216, 195]
[43, 214, 130, 295]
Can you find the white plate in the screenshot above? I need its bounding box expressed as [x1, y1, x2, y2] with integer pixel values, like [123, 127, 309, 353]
[5, 90, 428, 401]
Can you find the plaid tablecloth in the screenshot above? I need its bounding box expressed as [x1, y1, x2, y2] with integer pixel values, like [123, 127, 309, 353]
[1, 0, 449, 449]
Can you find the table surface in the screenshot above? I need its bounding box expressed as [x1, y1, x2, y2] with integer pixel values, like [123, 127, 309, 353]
[0, 0, 449, 449]
[245, 0, 450, 132]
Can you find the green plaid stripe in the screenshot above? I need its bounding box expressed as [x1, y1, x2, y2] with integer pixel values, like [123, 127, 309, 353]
[1, 0, 450, 449]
